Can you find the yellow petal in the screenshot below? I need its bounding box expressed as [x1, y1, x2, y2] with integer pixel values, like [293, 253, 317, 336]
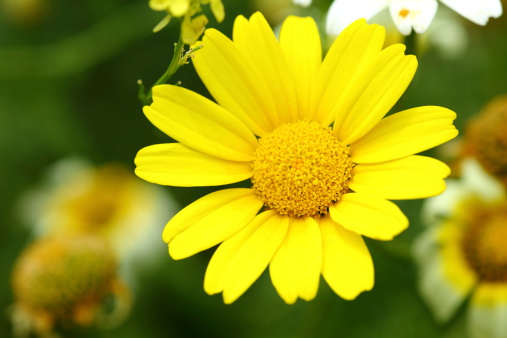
[471, 284, 507, 307]
[351, 106, 458, 163]
[135, 143, 252, 187]
[153, 14, 172, 33]
[149, 0, 170, 11]
[329, 193, 408, 240]
[414, 226, 476, 323]
[146, 84, 257, 162]
[204, 211, 289, 304]
[320, 215, 374, 300]
[167, 0, 189, 17]
[311, 19, 385, 126]
[333, 44, 417, 145]
[163, 188, 263, 259]
[232, 12, 297, 125]
[269, 217, 322, 304]
[438, 221, 477, 296]
[279, 16, 322, 120]
[469, 284, 507, 338]
[181, 14, 208, 45]
[349, 156, 450, 199]
[192, 27, 276, 136]
[210, 0, 225, 22]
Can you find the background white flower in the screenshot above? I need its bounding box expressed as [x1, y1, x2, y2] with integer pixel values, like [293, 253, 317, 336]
[292, 0, 312, 8]
[18, 158, 178, 273]
[415, 158, 507, 338]
[326, 0, 503, 36]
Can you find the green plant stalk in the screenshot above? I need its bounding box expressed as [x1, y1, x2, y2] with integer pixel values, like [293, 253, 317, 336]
[140, 36, 185, 105]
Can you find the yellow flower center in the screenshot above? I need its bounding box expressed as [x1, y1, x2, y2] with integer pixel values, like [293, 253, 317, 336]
[462, 203, 507, 281]
[399, 9, 410, 18]
[63, 165, 131, 231]
[12, 236, 117, 316]
[251, 120, 353, 218]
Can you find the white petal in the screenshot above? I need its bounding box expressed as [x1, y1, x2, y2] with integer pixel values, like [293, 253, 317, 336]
[413, 227, 476, 322]
[440, 0, 503, 25]
[421, 158, 506, 226]
[292, 0, 312, 7]
[389, 0, 438, 35]
[421, 179, 466, 226]
[417, 254, 472, 322]
[461, 158, 506, 201]
[468, 284, 507, 338]
[423, 10, 469, 59]
[325, 0, 389, 36]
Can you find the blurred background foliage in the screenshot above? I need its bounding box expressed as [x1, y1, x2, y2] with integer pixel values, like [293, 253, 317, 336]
[1, 0, 507, 337]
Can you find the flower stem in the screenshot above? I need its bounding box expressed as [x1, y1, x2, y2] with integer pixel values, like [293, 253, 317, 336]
[139, 36, 184, 105]
[404, 31, 417, 56]
[138, 36, 203, 105]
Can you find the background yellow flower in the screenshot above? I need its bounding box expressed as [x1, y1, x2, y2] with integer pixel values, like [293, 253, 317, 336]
[18, 158, 176, 268]
[416, 159, 507, 338]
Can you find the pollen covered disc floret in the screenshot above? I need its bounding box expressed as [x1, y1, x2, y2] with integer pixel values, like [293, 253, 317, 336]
[252, 120, 354, 218]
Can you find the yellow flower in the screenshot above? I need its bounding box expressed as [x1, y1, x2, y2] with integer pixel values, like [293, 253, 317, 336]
[462, 95, 507, 187]
[11, 235, 131, 336]
[135, 12, 458, 304]
[20, 158, 173, 264]
[149, 0, 225, 43]
[416, 159, 507, 338]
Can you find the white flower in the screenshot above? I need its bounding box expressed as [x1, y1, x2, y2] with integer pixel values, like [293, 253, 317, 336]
[326, 0, 503, 36]
[415, 158, 507, 338]
[18, 158, 178, 270]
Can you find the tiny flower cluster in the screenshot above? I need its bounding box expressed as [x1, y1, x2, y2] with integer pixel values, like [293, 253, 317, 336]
[149, 0, 225, 44]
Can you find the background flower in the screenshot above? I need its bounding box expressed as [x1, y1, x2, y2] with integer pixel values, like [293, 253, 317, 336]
[462, 95, 507, 186]
[18, 158, 176, 271]
[10, 235, 131, 337]
[326, 0, 503, 36]
[292, 0, 311, 8]
[415, 158, 507, 338]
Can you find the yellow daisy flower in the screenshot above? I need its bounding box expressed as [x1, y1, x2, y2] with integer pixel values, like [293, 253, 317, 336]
[135, 12, 458, 304]
[415, 159, 507, 338]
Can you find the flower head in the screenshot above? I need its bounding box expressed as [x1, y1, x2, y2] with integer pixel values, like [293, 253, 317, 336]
[10, 235, 131, 336]
[462, 95, 507, 187]
[326, 0, 503, 36]
[20, 158, 173, 265]
[415, 159, 507, 338]
[135, 12, 458, 304]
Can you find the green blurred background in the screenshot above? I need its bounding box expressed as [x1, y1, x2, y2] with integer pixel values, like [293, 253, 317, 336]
[1, 0, 507, 336]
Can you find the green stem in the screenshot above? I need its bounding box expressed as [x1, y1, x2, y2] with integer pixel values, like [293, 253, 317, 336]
[403, 31, 417, 56]
[142, 36, 185, 105]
